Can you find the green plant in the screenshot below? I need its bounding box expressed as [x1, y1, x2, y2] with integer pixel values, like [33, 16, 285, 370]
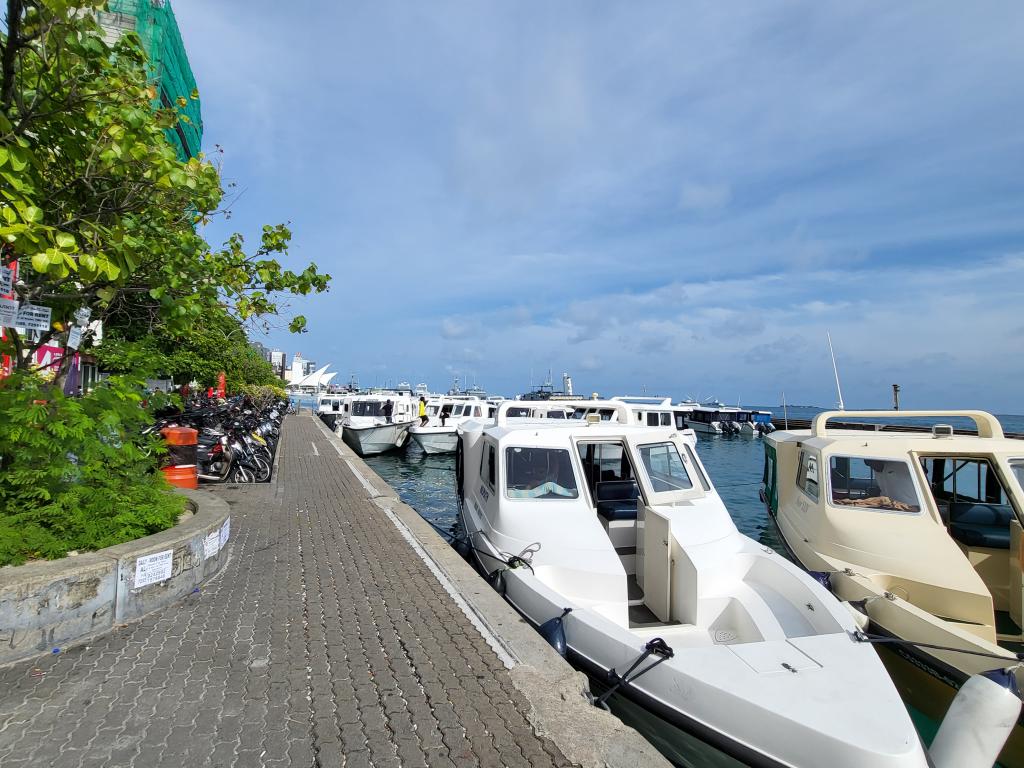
[0, 370, 184, 565]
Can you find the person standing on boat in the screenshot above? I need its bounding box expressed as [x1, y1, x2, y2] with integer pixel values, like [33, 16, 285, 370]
[382, 398, 394, 423]
[418, 396, 429, 427]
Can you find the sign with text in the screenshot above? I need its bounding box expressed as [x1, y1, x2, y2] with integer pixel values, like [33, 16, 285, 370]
[203, 531, 219, 559]
[0, 297, 17, 327]
[14, 303, 51, 332]
[134, 549, 173, 588]
[219, 517, 230, 550]
[33, 344, 63, 371]
[0, 266, 11, 295]
[73, 306, 91, 326]
[67, 326, 82, 350]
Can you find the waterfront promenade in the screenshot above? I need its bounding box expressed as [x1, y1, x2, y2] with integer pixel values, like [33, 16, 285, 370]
[0, 415, 661, 767]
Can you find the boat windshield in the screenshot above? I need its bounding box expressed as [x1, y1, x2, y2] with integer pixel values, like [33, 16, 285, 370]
[1011, 460, 1024, 494]
[505, 447, 578, 499]
[351, 401, 383, 417]
[829, 456, 920, 512]
[638, 442, 693, 492]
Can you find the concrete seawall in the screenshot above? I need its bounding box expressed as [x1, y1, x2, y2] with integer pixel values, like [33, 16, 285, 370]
[0, 488, 231, 666]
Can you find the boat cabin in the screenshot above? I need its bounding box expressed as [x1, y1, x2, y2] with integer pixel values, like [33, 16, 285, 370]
[764, 411, 1024, 647]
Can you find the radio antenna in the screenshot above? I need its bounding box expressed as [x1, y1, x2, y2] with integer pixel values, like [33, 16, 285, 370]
[827, 331, 845, 410]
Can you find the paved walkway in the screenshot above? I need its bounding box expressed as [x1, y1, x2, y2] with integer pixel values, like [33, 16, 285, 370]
[0, 416, 571, 768]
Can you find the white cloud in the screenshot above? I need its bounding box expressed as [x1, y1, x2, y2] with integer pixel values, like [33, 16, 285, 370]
[679, 182, 731, 213]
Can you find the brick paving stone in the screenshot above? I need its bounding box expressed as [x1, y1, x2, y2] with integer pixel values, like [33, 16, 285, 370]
[0, 415, 572, 767]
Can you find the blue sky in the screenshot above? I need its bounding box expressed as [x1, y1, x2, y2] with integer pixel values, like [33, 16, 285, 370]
[173, 1, 1024, 411]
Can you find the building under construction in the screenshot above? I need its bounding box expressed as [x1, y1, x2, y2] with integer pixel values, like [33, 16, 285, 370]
[97, 0, 202, 160]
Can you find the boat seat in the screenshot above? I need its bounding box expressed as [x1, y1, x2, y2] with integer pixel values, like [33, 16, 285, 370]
[595, 480, 639, 522]
[948, 503, 1014, 550]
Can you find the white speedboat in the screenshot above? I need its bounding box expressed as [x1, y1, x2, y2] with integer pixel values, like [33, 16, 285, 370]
[409, 397, 492, 454]
[456, 400, 929, 768]
[609, 396, 697, 431]
[687, 403, 762, 435]
[340, 393, 416, 456]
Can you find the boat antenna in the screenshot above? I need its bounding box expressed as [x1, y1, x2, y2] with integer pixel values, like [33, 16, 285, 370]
[827, 331, 845, 410]
[782, 391, 789, 429]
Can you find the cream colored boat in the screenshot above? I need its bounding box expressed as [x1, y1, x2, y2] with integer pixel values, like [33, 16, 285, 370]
[763, 410, 1024, 766]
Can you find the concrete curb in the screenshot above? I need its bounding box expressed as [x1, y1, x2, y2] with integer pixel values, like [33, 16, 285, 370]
[312, 414, 670, 768]
[0, 488, 232, 667]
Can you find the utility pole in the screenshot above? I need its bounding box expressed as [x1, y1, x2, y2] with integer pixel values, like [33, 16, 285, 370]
[892, 383, 901, 411]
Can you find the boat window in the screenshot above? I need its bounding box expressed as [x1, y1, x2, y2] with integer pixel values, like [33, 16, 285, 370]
[599, 409, 614, 421]
[674, 413, 686, 429]
[488, 407, 497, 418]
[481, 443, 496, 491]
[1011, 460, 1024, 494]
[829, 456, 920, 512]
[796, 450, 820, 502]
[576, 441, 638, 500]
[660, 413, 671, 426]
[546, 410, 566, 420]
[638, 442, 693, 492]
[473, 406, 482, 417]
[352, 401, 383, 417]
[505, 447, 578, 499]
[646, 413, 658, 426]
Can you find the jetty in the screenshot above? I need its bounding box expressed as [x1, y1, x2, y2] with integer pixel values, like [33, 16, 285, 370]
[0, 415, 664, 768]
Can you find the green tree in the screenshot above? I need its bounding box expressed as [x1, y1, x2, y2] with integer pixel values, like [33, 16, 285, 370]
[0, 0, 329, 380]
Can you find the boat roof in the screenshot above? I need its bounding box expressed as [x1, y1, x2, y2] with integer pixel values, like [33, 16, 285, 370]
[769, 410, 1023, 454]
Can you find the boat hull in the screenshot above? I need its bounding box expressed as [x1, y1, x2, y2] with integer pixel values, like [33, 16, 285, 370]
[687, 421, 723, 434]
[459, 500, 927, 768]
[341, 421, 412, 456]
[409, 427, 458, 454]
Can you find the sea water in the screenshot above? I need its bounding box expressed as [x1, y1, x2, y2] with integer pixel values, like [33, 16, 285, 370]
[359, 406, 1024, 766]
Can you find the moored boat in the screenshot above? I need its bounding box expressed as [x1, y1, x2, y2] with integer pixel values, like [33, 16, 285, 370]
[456, 401, 934, 768]
[340, 393, 416, 456]
[409, 397, 492, 454]
[762, 410, 1024, 767]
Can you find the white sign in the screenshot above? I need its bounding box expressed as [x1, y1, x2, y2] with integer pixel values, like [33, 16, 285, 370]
[134, 549, 173, 588]
[219, 517, 230, 550]
[0, 297, 17, 327]
[0, 266, 11, 295]
[203, 531, 219, 559]
[15, 303, 51, 332]
[67, 326, 82, 350]
[73, 306, 91, 326]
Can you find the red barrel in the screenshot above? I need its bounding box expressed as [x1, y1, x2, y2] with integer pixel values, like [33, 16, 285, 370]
[161, 464, 198, 489]
[161, 427, 198, 488]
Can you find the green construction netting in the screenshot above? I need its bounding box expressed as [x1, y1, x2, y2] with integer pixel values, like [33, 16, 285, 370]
[102, 0, 203, 161]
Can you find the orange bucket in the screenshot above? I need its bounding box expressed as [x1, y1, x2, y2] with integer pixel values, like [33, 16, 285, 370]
[161, 427, 198, 446]
[162, 464, 198, 489]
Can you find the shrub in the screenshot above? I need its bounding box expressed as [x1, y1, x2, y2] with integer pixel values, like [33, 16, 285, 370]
[0, 372, 185, 566]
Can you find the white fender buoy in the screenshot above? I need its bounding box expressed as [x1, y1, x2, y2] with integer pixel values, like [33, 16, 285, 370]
[930, 670, 1022, 768]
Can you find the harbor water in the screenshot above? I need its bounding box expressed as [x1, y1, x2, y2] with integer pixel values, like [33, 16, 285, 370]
[352, 405, 1024, 766]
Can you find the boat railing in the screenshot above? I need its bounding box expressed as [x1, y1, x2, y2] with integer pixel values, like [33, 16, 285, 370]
[811, 410, 1005, 440]
[495, 399, 636, 426]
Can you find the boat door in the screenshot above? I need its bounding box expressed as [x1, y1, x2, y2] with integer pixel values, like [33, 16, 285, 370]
[640, 506, 672, 622]
[762, 442, 778, 516]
